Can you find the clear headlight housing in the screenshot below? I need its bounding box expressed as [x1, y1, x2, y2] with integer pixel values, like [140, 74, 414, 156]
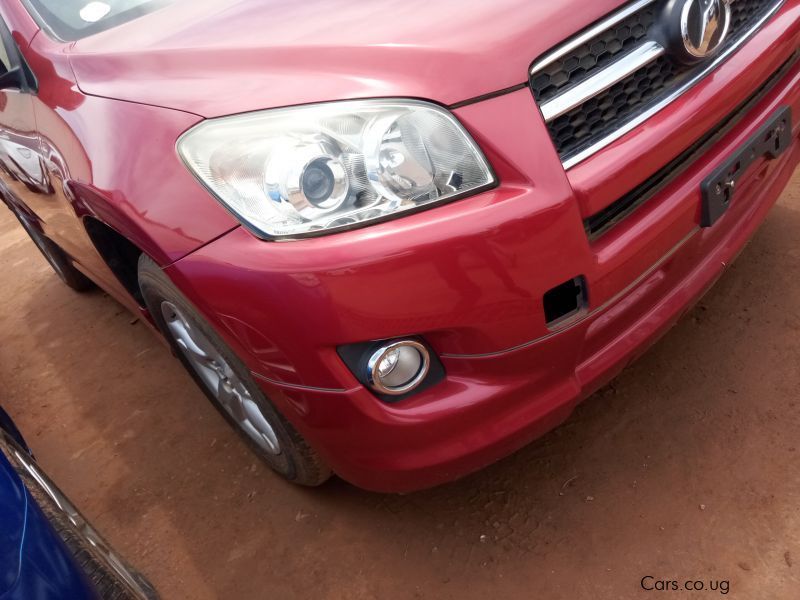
[177, 99, 495, 239]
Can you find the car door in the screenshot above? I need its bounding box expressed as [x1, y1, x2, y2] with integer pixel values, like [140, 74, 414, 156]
[0, 3, 140, 309]
[0, 12, 41, 221]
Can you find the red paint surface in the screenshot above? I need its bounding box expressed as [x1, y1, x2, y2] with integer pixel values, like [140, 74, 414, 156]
[1, 0, 798, 491]
[68, 0, 632, 117]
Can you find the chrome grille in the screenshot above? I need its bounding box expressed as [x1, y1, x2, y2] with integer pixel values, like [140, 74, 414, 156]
[530, 4, 657, 103]
[530, 0, 786, 168]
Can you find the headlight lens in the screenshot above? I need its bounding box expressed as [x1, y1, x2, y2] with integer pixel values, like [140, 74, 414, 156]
[177, 99, 495, 239]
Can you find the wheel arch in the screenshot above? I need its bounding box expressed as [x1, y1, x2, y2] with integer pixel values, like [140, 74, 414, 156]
[68, 181, 179, 308]
[83, 216, 147, 306]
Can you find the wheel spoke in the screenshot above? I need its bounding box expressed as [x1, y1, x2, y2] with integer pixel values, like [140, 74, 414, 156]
[159, 300, 281, 455]
[166, 319, 213, 365]
[241, 398, 280, 453]
[216, 377, 236, 409]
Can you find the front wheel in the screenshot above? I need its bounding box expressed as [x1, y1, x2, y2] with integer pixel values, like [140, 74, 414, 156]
[137, 255, 331, 487]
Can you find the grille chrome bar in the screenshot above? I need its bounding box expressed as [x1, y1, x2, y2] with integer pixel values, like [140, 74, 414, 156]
[530, 0, 659, 76]
[530, 0, 787, 169]
[540, 41, 665, 122]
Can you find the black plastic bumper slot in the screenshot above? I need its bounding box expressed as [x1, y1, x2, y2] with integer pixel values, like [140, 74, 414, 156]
[544, 276, 587, 327]
[701, 106, 792, 227]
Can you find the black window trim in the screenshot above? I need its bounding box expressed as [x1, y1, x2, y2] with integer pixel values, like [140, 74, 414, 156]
[0, 13, 38, 94]
[18, 0, 172, 43]
[17, 0, 63, 43]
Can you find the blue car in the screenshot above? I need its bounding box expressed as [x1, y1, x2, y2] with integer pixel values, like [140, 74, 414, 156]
[0, 406, 158, 599]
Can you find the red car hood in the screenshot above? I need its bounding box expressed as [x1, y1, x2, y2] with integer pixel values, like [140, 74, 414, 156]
[68, 0, 624, 118]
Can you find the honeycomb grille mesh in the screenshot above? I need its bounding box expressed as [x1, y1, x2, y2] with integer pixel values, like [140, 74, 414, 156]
[532, 0, 781, 161]
[530, 6, 657, 104]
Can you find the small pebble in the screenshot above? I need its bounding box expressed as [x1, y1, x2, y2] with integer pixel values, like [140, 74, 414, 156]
[295, 510, 310, 522]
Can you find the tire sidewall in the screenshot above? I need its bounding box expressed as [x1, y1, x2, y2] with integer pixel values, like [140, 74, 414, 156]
[137, 261, 300, 481]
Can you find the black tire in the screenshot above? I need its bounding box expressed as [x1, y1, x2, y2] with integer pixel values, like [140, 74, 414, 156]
[137, 255, 331, 487]
[14, 212, 94, 292]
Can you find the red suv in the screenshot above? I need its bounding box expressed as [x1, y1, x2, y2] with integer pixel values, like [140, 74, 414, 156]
[1, 0, 798, 492]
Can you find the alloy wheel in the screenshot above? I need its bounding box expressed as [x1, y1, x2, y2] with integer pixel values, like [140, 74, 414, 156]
[160, 301, 281, 455]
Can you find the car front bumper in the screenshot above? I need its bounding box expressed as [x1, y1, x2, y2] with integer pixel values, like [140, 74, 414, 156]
[166, 28, 800, 492]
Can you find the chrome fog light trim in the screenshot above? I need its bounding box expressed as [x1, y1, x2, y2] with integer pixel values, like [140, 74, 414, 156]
[366, 340, 430, 396]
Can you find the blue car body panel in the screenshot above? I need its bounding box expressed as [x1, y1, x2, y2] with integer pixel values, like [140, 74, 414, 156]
[0, 408, 98, 600]
[0, 455, 25, 597]
[6, 487, 98, 600]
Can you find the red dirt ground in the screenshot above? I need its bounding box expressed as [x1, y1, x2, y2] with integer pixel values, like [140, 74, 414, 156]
[1, 170, 799, 599]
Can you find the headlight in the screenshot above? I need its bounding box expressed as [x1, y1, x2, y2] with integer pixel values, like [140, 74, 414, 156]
[177, 99, 495, 239]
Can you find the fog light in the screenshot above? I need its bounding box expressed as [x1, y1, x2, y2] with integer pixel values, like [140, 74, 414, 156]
[367, 340, 430, 395]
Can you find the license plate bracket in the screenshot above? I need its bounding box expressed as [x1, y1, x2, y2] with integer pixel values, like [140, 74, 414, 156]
[701, 107, 792, 228]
